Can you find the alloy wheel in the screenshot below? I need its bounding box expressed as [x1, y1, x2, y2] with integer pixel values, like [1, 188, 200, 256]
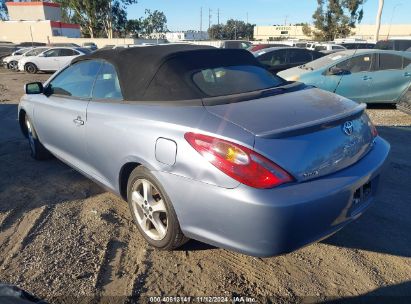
[130, 179, 168, 241]
[25, 117, 36, 154]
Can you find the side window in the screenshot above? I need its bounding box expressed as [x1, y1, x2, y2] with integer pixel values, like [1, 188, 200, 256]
[258, 50, 287, 67]
[288, 49, 311, 64]
[47, 60, 101, 98]
[336, 54, 373, 73]
[378, 54, 403, 70]
[403, 57, 411, 69]
[332, 45, 344, 50]
[92, 62, 123, 100]
[43, 49, 60, 57]
[59, 49, 76, 56]
[397, 40, 411, 51]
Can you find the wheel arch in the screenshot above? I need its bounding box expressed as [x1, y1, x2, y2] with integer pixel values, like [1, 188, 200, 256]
[118, 162, 141, 201]
[24, 62, 37, 71]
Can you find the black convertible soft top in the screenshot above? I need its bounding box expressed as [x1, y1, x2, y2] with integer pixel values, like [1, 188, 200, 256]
[71, 44, 263, 102]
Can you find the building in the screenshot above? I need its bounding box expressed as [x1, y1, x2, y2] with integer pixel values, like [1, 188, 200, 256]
[0, 1, 80, 43]
[254, 24, 411, 41]
[165, 31, 209, 42]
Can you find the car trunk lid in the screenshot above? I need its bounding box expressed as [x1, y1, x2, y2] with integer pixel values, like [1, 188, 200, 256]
[205, 87, 375, 181]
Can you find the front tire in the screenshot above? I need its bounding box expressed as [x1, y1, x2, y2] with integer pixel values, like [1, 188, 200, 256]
[25, 116, 51, 160]
[25, 63, 38, 74]
[127, 166, 188, 250]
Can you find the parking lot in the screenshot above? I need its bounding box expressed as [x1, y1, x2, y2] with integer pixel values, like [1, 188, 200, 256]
[0, 68, 411, 303]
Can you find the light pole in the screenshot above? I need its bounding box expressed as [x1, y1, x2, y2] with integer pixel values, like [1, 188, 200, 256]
[387, 3, 402, 39]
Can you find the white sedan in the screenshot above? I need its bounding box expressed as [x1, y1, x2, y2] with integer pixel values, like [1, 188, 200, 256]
[18, 47, 90, 74]
[2, 47, 33, 69]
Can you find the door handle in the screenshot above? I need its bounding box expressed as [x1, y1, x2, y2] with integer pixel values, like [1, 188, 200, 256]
[73, 116, 84, 126]
[362, 76, 372, 80]
[405, 72, 411, 77]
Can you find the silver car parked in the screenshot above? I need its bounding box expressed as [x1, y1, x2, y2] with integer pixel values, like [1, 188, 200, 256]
[18, 45, 390, 257]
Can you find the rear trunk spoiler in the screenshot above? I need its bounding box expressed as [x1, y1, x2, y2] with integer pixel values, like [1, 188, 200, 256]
[256, 103, 366, 139]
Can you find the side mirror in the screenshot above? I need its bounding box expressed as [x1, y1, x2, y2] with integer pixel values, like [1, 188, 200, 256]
[328, 66, 350, 76]
[38, 53, 45, 57]
[25, 82, 43, 94]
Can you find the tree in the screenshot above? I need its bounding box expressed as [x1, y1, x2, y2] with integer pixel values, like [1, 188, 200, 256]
[208, 24, 224, 40]
[54, 0, 137, 38]
[125, 19, 141, 37]
[0, 0, 8, 21]
[208, 19, 254, 40]
[301, 23, 312, 38]
[311, 0, 366, 41]
[139, 9, 167, 38]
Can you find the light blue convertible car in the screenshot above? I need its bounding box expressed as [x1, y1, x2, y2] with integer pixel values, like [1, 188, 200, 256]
[278, 50, 411, 103]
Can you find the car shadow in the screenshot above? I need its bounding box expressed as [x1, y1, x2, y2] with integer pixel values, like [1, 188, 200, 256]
[177, 239, 217, 252]
[320, 280, 411, 303]
[0, 104, 104, 230]
[323, 126, 411, 258]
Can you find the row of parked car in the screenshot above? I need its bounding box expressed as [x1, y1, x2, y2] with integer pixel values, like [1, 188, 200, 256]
[243, 39, 411, 105]
[2, 39, 410, 105]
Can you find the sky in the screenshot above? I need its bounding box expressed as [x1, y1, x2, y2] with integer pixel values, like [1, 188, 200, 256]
[127, 0, 411, 31]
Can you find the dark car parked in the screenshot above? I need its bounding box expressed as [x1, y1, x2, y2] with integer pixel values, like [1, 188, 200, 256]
[247, 44, 288, 52]
[254, 47, 324, 74]
[341, 42, 376, 50]
[220, 40, 252, 49]
[375, 39, 411, 51]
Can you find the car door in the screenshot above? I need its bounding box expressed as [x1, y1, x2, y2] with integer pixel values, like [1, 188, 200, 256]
[33, 60, 102, 171]
[366, 53, 411, 103]
[330, 53, 376, 103]
[257, 49, 288, 74]
[36, 48, 61, 71]
[85, 61, 125, 185]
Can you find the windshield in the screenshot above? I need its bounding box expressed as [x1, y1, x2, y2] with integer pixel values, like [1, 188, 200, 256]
[24, 47, 49, 57]
[192, 65, 285, 97]
[303, 52, 351, 70]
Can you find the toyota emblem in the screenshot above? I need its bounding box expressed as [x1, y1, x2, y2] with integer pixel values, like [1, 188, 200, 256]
[343, 121, 354, 136]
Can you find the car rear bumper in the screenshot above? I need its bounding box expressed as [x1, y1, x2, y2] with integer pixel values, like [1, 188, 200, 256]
[153, 136, 390, 257]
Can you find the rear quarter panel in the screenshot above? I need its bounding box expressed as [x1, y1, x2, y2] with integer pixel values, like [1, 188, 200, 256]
[84, 101, 255, 193]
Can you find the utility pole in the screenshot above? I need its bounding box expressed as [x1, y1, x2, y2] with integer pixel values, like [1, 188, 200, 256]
[209, 8, 212, 30]
[217, 9, 220, 25]
[374, 0, 384, 41]
[246, 12, 249, 24]
[200, 7, 203, 32]
[387, 3, 402, 39]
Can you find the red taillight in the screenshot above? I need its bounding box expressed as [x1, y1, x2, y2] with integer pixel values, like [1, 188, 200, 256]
[367, 119, 378, 137]
[184, 132, 294, 189]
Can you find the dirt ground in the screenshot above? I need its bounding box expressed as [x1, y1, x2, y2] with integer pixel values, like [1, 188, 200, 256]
[0, 68, 410, 304]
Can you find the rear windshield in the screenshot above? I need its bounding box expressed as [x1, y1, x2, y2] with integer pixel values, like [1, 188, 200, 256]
[192, 65, 284, 97]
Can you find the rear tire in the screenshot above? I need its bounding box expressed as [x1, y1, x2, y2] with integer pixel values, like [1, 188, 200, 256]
[8, 60, 17, 70]
[127, 166, 189, 250]
[25, 63, 38, 74]
[25, 116, 52, 160]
